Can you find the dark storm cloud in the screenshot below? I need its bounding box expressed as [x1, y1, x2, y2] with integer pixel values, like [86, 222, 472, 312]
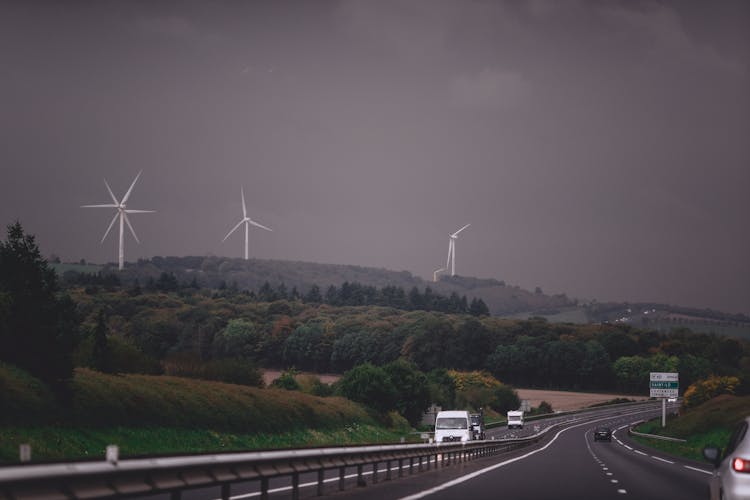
[1, 0, 748, 313]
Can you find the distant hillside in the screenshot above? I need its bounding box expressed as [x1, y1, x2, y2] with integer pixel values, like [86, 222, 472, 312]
[89, 256, 573, 316]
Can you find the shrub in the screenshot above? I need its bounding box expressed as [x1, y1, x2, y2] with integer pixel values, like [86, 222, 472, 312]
[76, 336, 162, 375]
[448, 370, 519, 413]
[163, 352, 262, 387]
[338, 363, 397, 414]
[296, 374, 334, 397]
[271, 368, 301, 391]
[683, 375, 740, 409]
[0, 362, 56, 424]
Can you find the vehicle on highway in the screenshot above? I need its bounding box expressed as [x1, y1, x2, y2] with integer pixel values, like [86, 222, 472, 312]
[703, 417, 750, 500]
[593, 426, 613, 442]
[470, 412, 486, 440]
[507, 410, 524, 429]
[434, 410, 473, 442]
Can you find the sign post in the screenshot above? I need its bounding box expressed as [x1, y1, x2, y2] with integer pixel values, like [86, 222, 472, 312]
[650, 372, 678, 427]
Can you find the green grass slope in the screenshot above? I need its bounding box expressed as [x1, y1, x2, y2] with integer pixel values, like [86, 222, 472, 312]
[69, 368, 372, 431]
[633, 395, 750, 461]
[0, 365, 403, 464]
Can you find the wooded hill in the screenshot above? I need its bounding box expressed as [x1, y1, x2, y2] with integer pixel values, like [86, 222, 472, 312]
[73, 256, 574, 316]
[65, 284, 749, 396]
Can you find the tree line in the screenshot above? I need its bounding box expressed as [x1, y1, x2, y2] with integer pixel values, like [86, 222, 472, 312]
[62, 270, 491, 316]
[3, 222, 749, 407]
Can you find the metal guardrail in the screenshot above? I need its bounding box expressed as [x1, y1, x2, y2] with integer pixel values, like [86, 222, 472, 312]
[0, 435, 547, 500]
[628, 423, 687, 443]
[0, 401, 660, 500]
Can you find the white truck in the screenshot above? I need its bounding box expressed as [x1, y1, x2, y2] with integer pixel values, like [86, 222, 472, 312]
[507, 410, 524, 429]
[434, 410, 473, 443]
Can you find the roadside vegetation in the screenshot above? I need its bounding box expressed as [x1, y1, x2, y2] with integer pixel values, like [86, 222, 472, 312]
[2, 222, 749, 464]
[0, 364, 412, 464]
[632, 392, 750, 462]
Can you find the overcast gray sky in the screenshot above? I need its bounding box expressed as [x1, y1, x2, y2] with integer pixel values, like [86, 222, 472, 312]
[1, 0, 748, 314]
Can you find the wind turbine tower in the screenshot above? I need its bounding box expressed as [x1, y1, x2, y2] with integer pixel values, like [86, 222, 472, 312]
[433, 267, 446, 282]
[223, 186, 272, 259]
[81, 170, 154, 271]
[446, 223, 470, 276]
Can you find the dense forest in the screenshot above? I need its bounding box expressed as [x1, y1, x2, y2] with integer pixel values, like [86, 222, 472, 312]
[56, 272, 749, 396]
[62, 255, 575, 316]
[4, 223, 749, 421]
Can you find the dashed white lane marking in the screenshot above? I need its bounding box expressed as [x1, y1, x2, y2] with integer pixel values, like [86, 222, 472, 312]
[612, 423, 714, 477]
[606, 472, 613, 476]
[617, 489, 627, 494]
[684, 465, 712, 475]
[611, 479, 619, 484]
[398, 414, 615, 500]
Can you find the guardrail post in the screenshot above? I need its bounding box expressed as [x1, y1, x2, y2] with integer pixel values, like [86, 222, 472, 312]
[260, 477, 269, 500]
[409, 457, 414, 475]
[418, 456, 423, 472]
[357, 464, 365, 487]
[19, 444, 31, 463]
[317, 469, 324, 496]
[372, 462, 378, 483]
[386, 460, 392, 480]
[292, 472, 300, 500]
[398, 458, 404, 477]
[338, 466, 345, 491]
[221, 483, 230, 500]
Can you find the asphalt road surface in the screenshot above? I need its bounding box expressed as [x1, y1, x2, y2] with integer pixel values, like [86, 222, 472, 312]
[133, 403, 713, 500]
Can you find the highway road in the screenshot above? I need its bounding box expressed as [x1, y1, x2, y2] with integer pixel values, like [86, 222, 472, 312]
[130, 402, 712, 500]
[328, 405, 712, 500]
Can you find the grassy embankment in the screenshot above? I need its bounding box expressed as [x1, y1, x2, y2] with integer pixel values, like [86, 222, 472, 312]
[632, 395, 750, 461]
[0, 364, 410, 464]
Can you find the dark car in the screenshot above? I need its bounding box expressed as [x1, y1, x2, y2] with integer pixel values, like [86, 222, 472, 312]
[470, 413, 486, 440]
[594, 427, 613, 442]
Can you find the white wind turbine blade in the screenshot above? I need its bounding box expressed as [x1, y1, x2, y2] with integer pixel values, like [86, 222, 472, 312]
[101, 212, 120, 243]
[223, 219, 245, 242]
[241, 186, 247, 219]
[451, 223, 471, 238]
[104, 179, 119, 205]
[123, 212, 140, 244]
[81, 204, 118, 208]
[446, 239, 453, 269]
[121, 170, 142, 205]
[249, 219, 272, 232]
[125, 209, 156, 214]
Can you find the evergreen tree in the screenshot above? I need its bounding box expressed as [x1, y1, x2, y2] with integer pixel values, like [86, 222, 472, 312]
[325, 285, 338, 305]
[91, 309, 112, 373]
[469, 298, 490, 316]
[0, 222, 77, 395]
[304, 284, 322, 303]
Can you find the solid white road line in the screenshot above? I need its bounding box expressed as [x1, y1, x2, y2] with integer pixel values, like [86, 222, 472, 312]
[634, 450, 648, 456]
[399, 412, 645, 500]
[651, 456, 674, 464]
[684, 465, 712, 475]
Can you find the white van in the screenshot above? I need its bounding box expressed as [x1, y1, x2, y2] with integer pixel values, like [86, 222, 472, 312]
[434, 410, 473, 442]
[507, 410, 524, 429]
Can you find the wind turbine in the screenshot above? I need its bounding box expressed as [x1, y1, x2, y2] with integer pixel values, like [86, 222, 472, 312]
[223, 186, 272, 259]
[445, 223, 470, 276]
[433, 267, 446, 282]
[81, 170, 154, 271]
